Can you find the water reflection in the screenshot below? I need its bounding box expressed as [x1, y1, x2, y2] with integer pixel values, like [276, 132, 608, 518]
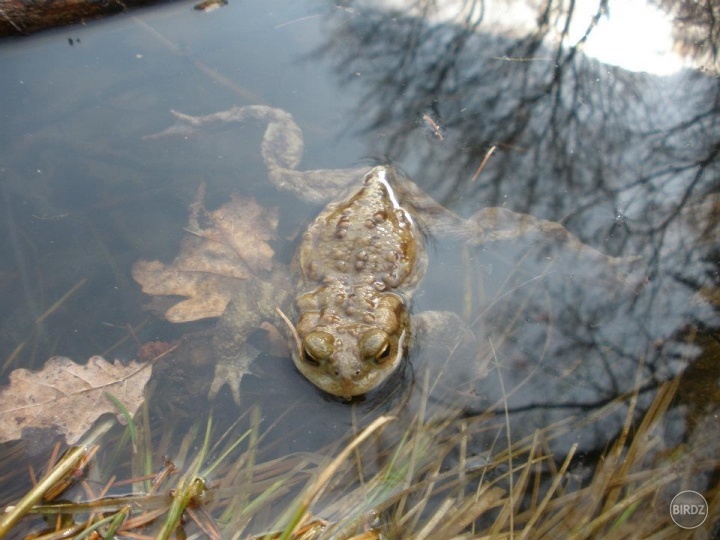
[0, 0, 717, 527]
[651, 0, 720, 70]
[308, 0, 720, 455]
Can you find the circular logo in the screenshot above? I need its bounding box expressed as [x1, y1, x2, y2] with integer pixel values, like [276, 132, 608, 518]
[670, 490, 708, 529]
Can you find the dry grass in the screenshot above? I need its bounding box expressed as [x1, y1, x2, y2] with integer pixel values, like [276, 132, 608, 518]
[0, 372, 716, 539]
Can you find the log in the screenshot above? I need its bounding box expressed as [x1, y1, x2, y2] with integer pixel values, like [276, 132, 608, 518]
[0, 0, 175, 37]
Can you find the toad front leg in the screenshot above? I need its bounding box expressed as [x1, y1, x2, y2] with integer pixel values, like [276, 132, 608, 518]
[210, 274, 291, 403]
[210, 301, 262, 403]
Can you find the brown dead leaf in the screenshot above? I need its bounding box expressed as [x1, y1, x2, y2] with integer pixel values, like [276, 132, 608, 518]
[132, 191, 278, 322]
[0, 356, 151, 445]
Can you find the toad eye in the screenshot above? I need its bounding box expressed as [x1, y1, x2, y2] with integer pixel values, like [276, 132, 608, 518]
[302, 350, 319, 367]
[359, 329, 392, 364]
[302, 331, 334, 367]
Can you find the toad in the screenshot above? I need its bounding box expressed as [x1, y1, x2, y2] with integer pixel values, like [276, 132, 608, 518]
[138, 106, 626, 403]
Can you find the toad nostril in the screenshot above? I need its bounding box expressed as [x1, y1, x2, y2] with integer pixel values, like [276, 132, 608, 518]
[334, 370, 340, 376]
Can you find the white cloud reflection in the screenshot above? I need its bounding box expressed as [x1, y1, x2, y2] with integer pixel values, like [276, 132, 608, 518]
[371, 0, 689, 75]
[566, 0, 686, 75]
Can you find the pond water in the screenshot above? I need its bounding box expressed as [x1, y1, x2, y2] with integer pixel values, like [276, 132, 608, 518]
[0, 0, 718, 537]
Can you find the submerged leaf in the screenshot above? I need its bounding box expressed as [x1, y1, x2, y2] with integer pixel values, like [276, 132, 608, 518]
[0, 355, 151, 444]
[132, 192, 278, 322]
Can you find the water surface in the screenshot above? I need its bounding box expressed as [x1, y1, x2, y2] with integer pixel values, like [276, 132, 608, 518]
[0, 0, 717, 535]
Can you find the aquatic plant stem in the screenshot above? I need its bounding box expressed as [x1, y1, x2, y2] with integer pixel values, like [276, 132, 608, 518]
[278, 415, 395, 540]
[156, 477, 208, 540]
[0, 445, 88, 536]
[0, 419, 113, 536]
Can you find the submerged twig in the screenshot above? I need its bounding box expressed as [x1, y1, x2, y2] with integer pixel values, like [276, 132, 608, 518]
[470, 145, 497, 182]
[34, 278, 87, 325]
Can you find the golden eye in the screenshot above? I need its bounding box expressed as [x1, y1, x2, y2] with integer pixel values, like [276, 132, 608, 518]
[359, 329, 392, 363]
[377, 342, 391, 362]
[302, 349, 320, 367]
[302, 331, 334, 366]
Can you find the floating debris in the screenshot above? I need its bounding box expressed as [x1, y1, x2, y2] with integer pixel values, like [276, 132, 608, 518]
[420, 112, 446, 141]
[193, 0, 228, 12]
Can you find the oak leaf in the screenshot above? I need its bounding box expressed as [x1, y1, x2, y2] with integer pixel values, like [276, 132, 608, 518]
[0, 355, 151, 444]
[132, 188, 278, 322]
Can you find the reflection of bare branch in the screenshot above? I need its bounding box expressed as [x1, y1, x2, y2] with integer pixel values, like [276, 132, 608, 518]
[652, 0, 720, 70]
[317, 1, 719, 268]
[310, 2, 719, 446]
